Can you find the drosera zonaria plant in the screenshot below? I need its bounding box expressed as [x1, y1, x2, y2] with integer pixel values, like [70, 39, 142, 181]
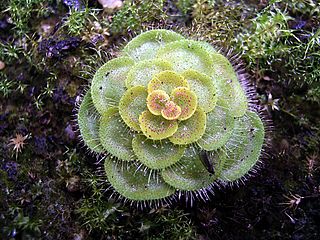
[77, 29, 266, 207]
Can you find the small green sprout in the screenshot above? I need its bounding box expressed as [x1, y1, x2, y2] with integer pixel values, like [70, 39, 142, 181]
[77, 29, 265, 205]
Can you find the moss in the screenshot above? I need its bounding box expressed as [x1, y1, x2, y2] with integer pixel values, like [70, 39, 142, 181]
[190, 0, 256, 47]
[175, 0, 196, 16]
[110, 0, 167, 34]
[5, 0, 55, 35]
[233, 5, 292, 66]
[63, 7, 100, 37]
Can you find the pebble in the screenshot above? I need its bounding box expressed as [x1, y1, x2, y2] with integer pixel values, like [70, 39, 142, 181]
[66, 176, 81, 192]
[98, 0, 123, 9]
[0, 61, 5, 70]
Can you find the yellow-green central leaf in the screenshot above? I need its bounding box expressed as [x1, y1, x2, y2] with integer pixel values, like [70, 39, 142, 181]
[139, 110, 178, 140]
[147, 70, 189, 94]
[146, 90, 170, 115]
[171, 87, 198, 121]
[169, 108, 206, 145]
[119, 86, 148, 132]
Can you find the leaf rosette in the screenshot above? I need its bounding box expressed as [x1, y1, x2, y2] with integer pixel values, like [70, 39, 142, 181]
[77, 29, 265, 203]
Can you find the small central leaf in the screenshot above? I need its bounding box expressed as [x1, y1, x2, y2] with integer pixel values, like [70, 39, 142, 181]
[171, 87, 198, 120]
[139, 110, 178, 140]
[161, 101, 182, 120]
[119, 86, 148, 132]
[146, 90, 170, 115]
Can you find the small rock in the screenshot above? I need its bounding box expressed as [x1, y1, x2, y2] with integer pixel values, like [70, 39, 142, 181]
[65, 124, 76, 140]
[98, 0, 123, 9]
[63, 0, 84, 10]
[73, 229, 87, 240]
[66, 175, 81, 192]
[39, 18, 58, 36]
[34, 136, 48, 155]
[279, 139, 289, 155]
[38, 37, 81, 58]
[0, 61, 5, 70]
[2, 161, 18, 179]
[0, 18, 9, 29]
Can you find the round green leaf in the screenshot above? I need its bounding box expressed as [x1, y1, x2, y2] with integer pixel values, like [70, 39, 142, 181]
[156, 40, 213, 75]
[126, 59, 173, 88]
[169, 108, 206, 145]
[99, 107, 134, 161]
[147, 70, 189, 94]
[91, 57, 134, 114]
[182, 69, 217, 113]
[211, 53, 248, 117]
[123, 29, 185, 61]
[161, 146, 216, 190]
[132, 135, 185, 170]
[78, 91, 104, 153]
[105, 158, 176, 201]
[219, 111, 265, 182]
[197, 106, 235, 151]
[231, 79, 248, 117]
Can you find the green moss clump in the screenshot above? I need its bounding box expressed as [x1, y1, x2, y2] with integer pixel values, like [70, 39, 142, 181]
[110, 0, 167, 34]
[5, 0, 55, 35]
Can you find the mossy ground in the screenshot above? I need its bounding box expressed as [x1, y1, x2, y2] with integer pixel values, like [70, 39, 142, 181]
[0, 0, 319, 239]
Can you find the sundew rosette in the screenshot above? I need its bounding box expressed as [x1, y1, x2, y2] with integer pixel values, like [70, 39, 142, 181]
[77, 29, 265, 204]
